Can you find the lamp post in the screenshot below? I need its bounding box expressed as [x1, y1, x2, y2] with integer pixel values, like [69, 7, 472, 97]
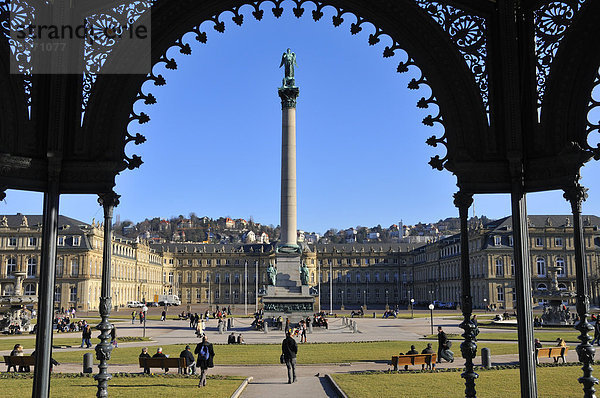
[385, 289, 389, 310]
[483, 298, 487, 312]
[363, 290, 366, 310]
[244, 260, 248, 316]
[142, 304, 147, 338]
[410, 298, 415, 319]
[341, 289, 344, 311]
[329, 261, 333, 315]
[428, 303, 434, 335]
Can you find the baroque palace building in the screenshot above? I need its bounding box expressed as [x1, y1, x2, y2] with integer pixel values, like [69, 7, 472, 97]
[1, 214, 600, 311]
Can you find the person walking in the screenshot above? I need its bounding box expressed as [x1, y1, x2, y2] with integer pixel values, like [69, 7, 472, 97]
[81, 324, 92, 348]
[131, 311, 136, 324]
[161, 310, 166, 322]
[437, 326, 453, 363]
[300, 320, 307, 343]
[282, 330, 298, 384]
[195, 335, 215, 387]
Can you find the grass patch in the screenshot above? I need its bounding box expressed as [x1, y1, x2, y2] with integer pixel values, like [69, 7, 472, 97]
[332, 366, 585, 397]
[0, 373, 244, 398]
[49, 341, 520, 365]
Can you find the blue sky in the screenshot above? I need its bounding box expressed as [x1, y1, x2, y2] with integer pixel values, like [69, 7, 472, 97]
[3, 6, 600, 233]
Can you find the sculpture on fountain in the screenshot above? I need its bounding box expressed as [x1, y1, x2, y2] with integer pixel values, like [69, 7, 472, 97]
[0, 271, 37, 334]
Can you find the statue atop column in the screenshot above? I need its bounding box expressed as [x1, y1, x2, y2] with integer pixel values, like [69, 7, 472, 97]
[267, 263, 277, 286]
[279, 48, 297, 87]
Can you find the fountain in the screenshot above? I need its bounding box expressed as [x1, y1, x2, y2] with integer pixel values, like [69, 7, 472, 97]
[0, 271, 38, 333]
[533, 265, 576, 325]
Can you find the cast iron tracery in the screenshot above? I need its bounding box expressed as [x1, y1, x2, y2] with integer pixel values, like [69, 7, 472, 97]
[534, 0, 587, 108]
[586, 67, 600, 156]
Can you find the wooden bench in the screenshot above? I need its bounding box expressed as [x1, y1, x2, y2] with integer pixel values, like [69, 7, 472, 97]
[4, 355, 35, 371]
[536, 347, 568, 365]
[139, 357, 187, 374]
[391, 354, 437, 371]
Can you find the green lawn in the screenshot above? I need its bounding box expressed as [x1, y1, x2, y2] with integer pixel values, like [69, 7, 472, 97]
[332, 366, 586, 397]
[48, 341, 520, 366]
[0, 374, 244, 398]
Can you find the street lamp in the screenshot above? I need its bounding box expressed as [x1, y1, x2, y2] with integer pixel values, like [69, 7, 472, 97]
[410, 298, 415, 319]
[341, 290, 344, 311]
[363, 290, 366, 310]
[483, 298, 487, 311]
[385, 289, 389, 310]
[428, 303, 435, 335]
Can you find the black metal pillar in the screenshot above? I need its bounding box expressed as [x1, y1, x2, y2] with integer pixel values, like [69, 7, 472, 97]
[564, 183, 597, 398]
[95, 191, 120, 398]
[510, 174, 537, 397]
[454, 191, 478, 397]
[33, 175, 60, 398]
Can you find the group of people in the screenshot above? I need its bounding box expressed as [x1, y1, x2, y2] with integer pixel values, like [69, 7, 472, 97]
[139, 336, 215, 388]
[399, 343, 436, 370]
[132, 310, 146, 324]
[227, 332, 245, 344]
[54, 315, 82, 333]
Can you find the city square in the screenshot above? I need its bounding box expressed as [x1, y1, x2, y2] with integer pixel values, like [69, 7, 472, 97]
[1, 0, 600, 397]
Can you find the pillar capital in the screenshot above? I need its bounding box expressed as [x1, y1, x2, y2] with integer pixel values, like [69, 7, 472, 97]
[98, 191, 120, 218]
[278, 86, 299, 109]
[453, 190, 473, 210]
[563, 182, 588, 213]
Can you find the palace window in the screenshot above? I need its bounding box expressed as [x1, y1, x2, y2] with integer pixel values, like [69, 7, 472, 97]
[197, 272, 202, 283]
[355, 258, 361, 265]
[510, 259, 515, 276]
[337, 271, 342, 282]
[225, 273, 230, 283]
[234, 290, 239, 300]
[394, 272, 399, 282]
[205, 290, 210, 300]
[375, 272, 380, 282]
[224, 290, 230, 299]
[234, 273, 240, 284]
[356, 271, 361, 283]
[346, 272, 351, 282]
[234, 259, 239, 265]
[508, 236, 513, 246]
[337, 259, 342, 265]
[495, 259, 503, 276]
[73, 236, 80, 246]
[535, 237, 543, 247]
[215, 290, 220, 299]
[556, 258, 566, 276]
[494, 236, 501, 246]
[356, 290, 361, 300]
[366, 273, 371, 282]
[55, 257, 63, 276]
[555, 237, 563, 247]
[374, 258, 380, 264]
[337, 289, 342, 299]
[8, 237, 16, 247]
[196, 289, 201, 301]
[27, 258, 36, 277]
[58, 236, 64, 246]
[186, 290, 191, 301]
[207, 259, 212, 265]
[226, 259, 231, 265]
[536, 257, 546, 276]
[365, 258, 370, 265]
[168, 272, 174, 284]
[187, 272, 192, 283]
[375, 289, 380, 300]
[346, 258, 351, 265]
[29, 237, 37, 246]
[71, 259, 79, 276]
[187, 259, 193, 266]
[206, 273, 211, 283]
[216, 259, 221, 266]
[70, 285, 77, 302]
[384, 272, 390, 282]
[54, 285, 61, 302]
[497, 286, 504, 302]
[24, 283, 35, 295]
[537, 283, 547, 291]
[6, 257, 16, 275]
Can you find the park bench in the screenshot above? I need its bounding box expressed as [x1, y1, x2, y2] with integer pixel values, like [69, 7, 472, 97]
[4, 355, 35, 371]
[391, 354, 437, 371]
[536, 347, 568, 365]
[138, 357, 187, 374]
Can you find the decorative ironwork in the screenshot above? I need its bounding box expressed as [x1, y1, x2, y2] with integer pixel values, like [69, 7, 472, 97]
[129, 1, 453, 171]
[414, 0, 488, 114]
[0, 0, 34, 114]
[587, 67, 600, 158]
[534, 0, 587, 108]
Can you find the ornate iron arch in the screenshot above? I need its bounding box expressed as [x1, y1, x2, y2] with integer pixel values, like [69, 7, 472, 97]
[83, 0, 490, 190]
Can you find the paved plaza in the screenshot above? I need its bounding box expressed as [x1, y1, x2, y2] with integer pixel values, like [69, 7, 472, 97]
[0, 309, 581, 397]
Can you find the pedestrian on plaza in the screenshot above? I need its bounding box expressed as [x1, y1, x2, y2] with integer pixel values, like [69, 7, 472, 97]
[139, 310, 144, 324]
[180, 345, 197, 375]
[110, 324, 118, 348]
[194, 313, 200, 328]
[593, 318, 600, 346]
[534, 338, 542, 349]
[152, 347, 169, 373]
[161, 310, 166, 321]
[437, 326, 453, 363]
[195, 335, 215, 387]
[139, 347, 151, 374]
[131, 311, 136, 324]
[281, 330, 298, 384]
[81, 324, 92, 348]
[300, 320, 307, 343]
[189, 313, 195, 328]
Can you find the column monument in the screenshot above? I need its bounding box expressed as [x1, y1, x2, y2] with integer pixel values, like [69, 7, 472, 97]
[262, 49, 315, 323]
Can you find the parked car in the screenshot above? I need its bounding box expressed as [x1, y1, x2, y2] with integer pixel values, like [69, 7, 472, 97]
[147, 302, 159, 307]
[126, 301, 142, 308]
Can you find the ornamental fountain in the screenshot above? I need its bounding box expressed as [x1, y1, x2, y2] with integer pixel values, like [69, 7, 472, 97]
[0, 271, 38, 333]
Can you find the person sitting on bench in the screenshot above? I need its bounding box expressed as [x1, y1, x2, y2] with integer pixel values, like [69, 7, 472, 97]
[139, 347, 151, 374]
[152, 347, 169, 373]
[404, 345, 419, 370]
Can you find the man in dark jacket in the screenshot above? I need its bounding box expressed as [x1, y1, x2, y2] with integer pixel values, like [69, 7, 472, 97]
[437, 326, 447, 363]
[195, 336, 215, 387]
[180, 345, 196, 375]
[282, 330, 298, 384]
[152, 347, 169, 373]
[139, 347, 151, 374]
[421, 343, 435, 370]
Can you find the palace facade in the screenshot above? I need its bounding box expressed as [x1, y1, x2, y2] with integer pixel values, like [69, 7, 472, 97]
[1, 214, 600, 311]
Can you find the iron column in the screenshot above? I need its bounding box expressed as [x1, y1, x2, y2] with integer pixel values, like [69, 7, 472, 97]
[33, 171, 60, 398]
[95, 191, 119, 398]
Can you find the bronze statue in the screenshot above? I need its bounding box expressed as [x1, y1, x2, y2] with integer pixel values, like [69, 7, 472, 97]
[279, 48, 297, 87]
[300, 263, 309, 286]
[267, 263, 277, 286]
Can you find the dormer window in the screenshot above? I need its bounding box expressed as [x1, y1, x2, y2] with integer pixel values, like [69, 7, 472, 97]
[494, 236, 502, 246]
[73, 236, 80, 246]
[508, 236, 513, 247]
[58, 236, 64, 246]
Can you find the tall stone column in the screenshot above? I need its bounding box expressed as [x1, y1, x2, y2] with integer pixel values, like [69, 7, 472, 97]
[278, 85, 299, 251]
[95, 191, 119, 398]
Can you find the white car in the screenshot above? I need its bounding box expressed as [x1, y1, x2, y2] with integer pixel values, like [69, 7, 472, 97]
[127, 301, 142, 308]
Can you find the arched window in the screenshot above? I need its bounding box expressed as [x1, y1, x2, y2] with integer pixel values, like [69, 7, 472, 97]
[6, 257, 16, 276]
[556, 258, 566, 276]
[24, 283, 36, 295]
[537, 283, 547, 291]
[558, 283, 567, 291]
[536, 258, 546, 276]
[27, 258, 37, 278]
